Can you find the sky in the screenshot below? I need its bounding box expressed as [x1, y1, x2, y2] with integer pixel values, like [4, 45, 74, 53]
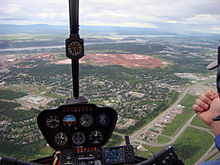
[0, 0, 220, 34]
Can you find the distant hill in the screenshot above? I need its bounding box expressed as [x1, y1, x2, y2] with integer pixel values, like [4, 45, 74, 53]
[0, 24, 219, 38]
[0, 24, 177, 36]
[0, 24, 69, 34]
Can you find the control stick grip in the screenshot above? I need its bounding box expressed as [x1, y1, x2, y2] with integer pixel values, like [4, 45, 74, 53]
[125, 135, 130, 145]
[139, 146, 184, 165]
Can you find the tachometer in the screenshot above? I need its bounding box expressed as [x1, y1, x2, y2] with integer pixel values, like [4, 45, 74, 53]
[54, 132, 68, 147]
[79, 114, 93, 127]
[89, 131, 103, 145]
[72, 132, 85, 145]
[46, 115, 60, 128]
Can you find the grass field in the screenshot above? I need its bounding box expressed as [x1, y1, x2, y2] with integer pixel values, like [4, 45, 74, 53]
[135, 145, 164, 159]
[105, 133, 124, 147]
[0, 89, 28, 100]
[157, 135, 171, 143]
[30, 146, 54, 161]
[162, 94, 197, 137]
[173, 127, 214, 165]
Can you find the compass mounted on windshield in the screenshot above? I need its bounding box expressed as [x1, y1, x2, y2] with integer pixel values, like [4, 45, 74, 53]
[65, 0, 84, 61]
[66, 36, 84, 60]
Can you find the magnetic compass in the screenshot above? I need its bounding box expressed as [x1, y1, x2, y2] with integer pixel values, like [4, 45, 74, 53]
[68, 41, 82, 56]
[66, 38, 84, 60]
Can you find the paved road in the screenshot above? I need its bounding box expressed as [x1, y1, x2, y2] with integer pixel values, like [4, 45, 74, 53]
[118, 83, 218, 164]
[194, 145, 217, 165]
[125, 86, 191, 145]
[135, 113, 198, 147]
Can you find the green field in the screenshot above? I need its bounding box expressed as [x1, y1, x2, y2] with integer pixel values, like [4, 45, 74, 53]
[173, 127, 214, 165]
[162, 94, 197, 136]
[0, 89, 28, 100]
[105, 133, 124, 147]
[30, 146, 54, 161]
[135, 144, 164, 159]
[157, 135, 171, 143]
[0, 100, 40, 122]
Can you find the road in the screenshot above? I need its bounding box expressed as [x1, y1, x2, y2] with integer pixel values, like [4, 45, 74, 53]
[194, 144, 217, 165]
[125, 86, 191, 145]
[135, 113, 198, 147]
[118, 82, 218, 164]
[119, 83, 218, 164]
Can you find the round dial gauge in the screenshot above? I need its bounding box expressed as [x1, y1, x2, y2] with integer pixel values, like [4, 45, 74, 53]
[97, 113, 110, 126]
[72, 132, 86, 145]
[45, 115, 60, 128]
[54, 132, 68, 147]
[80, 114, 93, 127]
[63, 115, 76, 127]
[67, 41, 82, 56]
[89, 131, 103, 145]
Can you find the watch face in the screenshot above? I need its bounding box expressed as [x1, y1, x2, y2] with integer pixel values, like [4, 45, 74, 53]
[67, 41, 82, 57]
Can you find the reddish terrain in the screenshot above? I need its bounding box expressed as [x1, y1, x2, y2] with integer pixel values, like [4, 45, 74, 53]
[81, 54, 165, 68]
[53, 54, 166, 68]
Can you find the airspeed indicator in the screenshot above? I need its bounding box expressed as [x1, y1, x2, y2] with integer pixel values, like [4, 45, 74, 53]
[45, 115, 60, 129]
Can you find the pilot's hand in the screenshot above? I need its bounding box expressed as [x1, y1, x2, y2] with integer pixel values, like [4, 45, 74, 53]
[193, 90, 218, 113]
[192, 90, 220, 136]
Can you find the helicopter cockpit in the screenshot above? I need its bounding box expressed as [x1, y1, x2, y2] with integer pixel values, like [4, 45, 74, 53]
[0, 102, 183, 165]
[0, 0, 184, 165]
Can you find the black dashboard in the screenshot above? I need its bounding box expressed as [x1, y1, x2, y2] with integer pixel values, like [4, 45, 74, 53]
[0, 103, 183, 165]
[37, 103, 118, 150]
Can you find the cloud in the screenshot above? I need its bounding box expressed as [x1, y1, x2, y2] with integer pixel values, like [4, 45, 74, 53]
[0, 0, 219, 34]
[183, 14, 220, 25]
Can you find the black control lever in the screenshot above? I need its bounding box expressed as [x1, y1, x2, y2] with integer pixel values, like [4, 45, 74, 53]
[125, 135, 130, 145]
[0, 156, 41, 165]
[208, 41, 220, 121]
[139, 146, 184, 165]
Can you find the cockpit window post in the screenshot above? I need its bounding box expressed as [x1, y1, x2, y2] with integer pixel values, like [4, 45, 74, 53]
[65, 0, 85, 102]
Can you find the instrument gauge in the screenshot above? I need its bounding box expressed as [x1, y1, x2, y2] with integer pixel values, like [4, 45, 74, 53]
[72, 132, 85, 145]
[45, 115, 60, 128]
[97, 113, 110, 126]
[54, 132, 68, 147]
[80, 114, 93, 127]
[67, 41, 82, 57]
[89, 131, 103, 145]
[63, 115, 76, 127]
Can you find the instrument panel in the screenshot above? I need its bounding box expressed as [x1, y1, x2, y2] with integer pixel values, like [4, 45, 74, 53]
[37, 103, 117, 150]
